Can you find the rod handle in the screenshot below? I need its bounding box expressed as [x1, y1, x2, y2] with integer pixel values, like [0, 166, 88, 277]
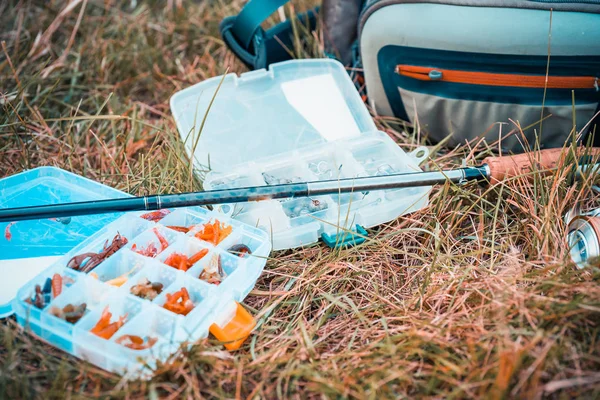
[482, 148, 600, 183]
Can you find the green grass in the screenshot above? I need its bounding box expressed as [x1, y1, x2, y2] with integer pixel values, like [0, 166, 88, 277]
[1, 1, 600, 398]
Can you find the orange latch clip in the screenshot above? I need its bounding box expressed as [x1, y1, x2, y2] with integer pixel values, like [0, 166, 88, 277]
[209, 302, 256, 350]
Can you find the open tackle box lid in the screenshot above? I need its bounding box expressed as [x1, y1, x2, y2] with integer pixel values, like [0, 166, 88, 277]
[170, 59, 378, 171]
[170, 59, 432, 250]
[0, 167, 131, 318]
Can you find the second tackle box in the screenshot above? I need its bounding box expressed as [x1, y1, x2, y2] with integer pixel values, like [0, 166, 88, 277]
[170, 59, 431, 250]
[12, 206, 271, 379]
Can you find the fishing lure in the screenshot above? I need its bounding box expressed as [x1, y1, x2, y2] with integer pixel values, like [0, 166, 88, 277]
[163, 287, 194, 316]
[4, 218, 71, 241]
[154, 228, 169, 250]
[195, 220, 232, 245]
[139, 209, 171, 222]
[115, 335, 157, 350]
[198, 255, 225, 285]
[50, 303, 87, 324]
[130, 278, 164, 300]
[90, 306, 127, 339]
[105, 273, 130, 287]
[4, 222, 15, 241]
[163, 252, 187, 271]
[132, 242, 157, 257]
[227, 244, 252, 258]
[285, 198, 327, 219]
[51, 274, 62, 298]
[25, 284, 46, 309]
[25, 275, 63, 309]
[132, 228, 169, 257]
[163, 248, 209, 272]
[166, 225, 191, 233]
[68, 233, 128, 273]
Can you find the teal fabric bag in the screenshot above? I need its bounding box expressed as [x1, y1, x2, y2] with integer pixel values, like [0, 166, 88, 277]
[221, 0, 600, 152]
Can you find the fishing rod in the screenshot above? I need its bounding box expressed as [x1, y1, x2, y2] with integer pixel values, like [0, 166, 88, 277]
[1, 148, 598, 223]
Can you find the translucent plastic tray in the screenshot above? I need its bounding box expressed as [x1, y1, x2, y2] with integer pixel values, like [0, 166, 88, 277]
[12, 207, 271, 379]
[170, 59, 431, 250]
[204, 131, 430, 250]
[0, 166, 130, 260]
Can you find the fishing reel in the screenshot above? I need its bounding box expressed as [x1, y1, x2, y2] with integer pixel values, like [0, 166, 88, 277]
[565, 195, 600, 269]
[566, 214, 600, 268]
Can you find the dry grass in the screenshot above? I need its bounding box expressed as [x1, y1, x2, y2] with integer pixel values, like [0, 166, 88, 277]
[1, 1, 600, 399]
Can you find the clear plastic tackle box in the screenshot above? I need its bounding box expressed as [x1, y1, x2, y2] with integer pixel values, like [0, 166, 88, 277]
[170, 59, 431, 250]
[1, 168, 271, 379]
[12, 207, 271, 379]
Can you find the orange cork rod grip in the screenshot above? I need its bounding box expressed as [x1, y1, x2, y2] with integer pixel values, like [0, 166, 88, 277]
[209, 302, 256, 351]
[482, 148, 600, 183]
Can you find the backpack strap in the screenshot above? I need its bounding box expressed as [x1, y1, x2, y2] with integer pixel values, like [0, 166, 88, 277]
[220, 0, 319, 70]
[231, 0, 290, 50]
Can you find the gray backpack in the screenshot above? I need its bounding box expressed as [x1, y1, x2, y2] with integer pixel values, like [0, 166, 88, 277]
[221, 0, 600, 152]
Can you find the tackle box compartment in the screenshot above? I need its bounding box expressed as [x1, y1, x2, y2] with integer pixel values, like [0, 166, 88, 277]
[12, 207, 271, 379]
[170, 59, 431, 250]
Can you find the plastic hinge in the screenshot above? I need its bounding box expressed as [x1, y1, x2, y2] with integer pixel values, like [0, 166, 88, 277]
[321, 225, 368, 248]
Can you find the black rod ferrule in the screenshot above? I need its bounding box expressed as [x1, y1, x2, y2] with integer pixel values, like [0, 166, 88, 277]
[461, 166, 490, 184]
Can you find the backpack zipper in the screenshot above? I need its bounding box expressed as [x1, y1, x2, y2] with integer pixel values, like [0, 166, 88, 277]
[396, 65, 599, 90]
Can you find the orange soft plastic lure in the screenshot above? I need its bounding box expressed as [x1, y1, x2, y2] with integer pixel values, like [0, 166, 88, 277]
[164, 248, 208, 272]
[188, 248, 209, 265]
[90, 306, 127, 339]
[132, 242, 158, 257]
[195, 220, 232, 245]
[166, 252, 188, 271]
[115, 334, 157, 350]
[90, 306, 112, 335]
[140, 209, 170, 222]
[133, 229, 169, 257]
[166, 225, 191, 233]
[163, 287, 194, 316]
[153, 228, 169, 251]
[95, 316, 127, 339]
[51, 273, 62, 298]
